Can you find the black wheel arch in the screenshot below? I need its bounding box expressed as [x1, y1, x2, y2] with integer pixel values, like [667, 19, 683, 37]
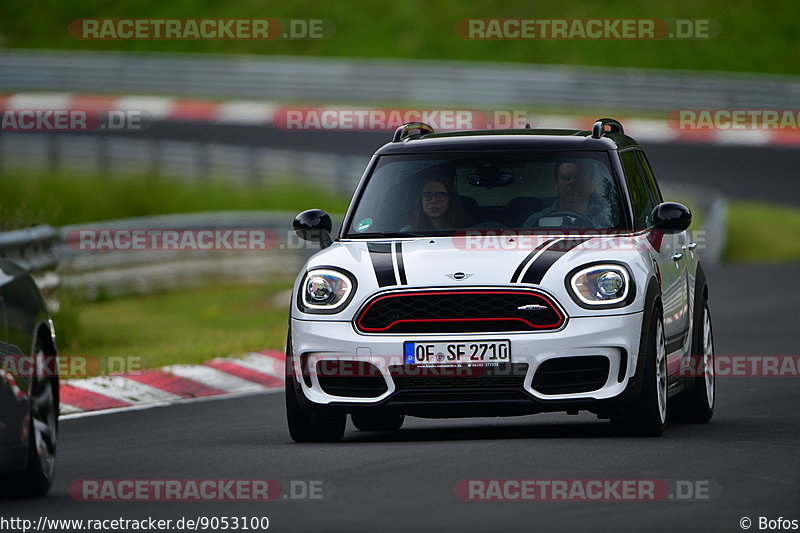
[695, 261, 708, 303]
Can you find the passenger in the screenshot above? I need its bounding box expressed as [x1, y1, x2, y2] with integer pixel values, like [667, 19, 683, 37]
[407, 174, 465, 230]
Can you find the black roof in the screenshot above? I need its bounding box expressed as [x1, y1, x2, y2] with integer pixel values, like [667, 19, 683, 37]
[374, 128, 642, 155]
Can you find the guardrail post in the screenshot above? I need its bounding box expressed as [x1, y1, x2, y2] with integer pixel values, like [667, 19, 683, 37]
[46, 135, 60, 174]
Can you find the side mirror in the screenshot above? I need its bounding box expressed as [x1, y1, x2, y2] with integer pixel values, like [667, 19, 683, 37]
[293, 209, 334, 249]
[651, 202, 692, 233]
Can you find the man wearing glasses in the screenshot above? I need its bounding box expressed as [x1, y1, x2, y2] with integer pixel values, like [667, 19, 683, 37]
[523, 161, 613, 228]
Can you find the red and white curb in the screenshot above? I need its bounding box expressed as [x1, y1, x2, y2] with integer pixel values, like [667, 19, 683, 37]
[59, 350, 285, 419]
[2, 92, 799, 148]
[0, 92, 278, 126]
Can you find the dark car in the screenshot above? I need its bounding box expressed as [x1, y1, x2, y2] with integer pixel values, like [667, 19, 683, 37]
[0, 258, 59, 496]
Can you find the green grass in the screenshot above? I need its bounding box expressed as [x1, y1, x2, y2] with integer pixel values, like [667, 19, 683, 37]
[725, 201, 800, 263]
[0, 171, 349, 229]
[1, 0, 798, 74]
[56, 281, 291, 374]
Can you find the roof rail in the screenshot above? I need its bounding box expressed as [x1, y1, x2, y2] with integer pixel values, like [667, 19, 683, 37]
[392, 122, 435, 142]
[591, 118, 624, 139]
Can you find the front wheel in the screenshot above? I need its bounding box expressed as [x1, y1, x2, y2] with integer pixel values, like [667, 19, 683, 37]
[285, 331, 345, 443]
[669, 302, 715, 423]
[613, 311, 667, 437]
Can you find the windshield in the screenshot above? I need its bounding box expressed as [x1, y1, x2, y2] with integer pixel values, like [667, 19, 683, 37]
[344, 151, 626, 237]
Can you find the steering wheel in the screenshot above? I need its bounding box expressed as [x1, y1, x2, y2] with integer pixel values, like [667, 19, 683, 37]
[544, 211, 597, 229]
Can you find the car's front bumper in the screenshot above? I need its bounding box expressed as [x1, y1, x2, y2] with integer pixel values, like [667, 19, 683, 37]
[290, 311, 645, 416]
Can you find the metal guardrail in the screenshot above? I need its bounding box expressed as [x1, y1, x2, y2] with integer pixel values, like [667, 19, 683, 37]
[0, 224, 59, 271]
[56, 211, 341, 299]
[2, 49, 800, 111]
[0, 224, 61, 308]
[0, 134, 366, 197]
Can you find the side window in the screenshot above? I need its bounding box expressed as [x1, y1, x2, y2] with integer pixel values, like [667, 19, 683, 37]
[619, 151, 656, 229]
[634, 151, 663, 205]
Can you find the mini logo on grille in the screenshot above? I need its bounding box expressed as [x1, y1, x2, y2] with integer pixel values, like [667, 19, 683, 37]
[446, 272, 474, 280]
[517, 304, 548, 311]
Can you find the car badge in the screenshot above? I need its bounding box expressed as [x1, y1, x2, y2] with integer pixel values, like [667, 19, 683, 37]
[446, 272, 474, 280]
[517, 304, 548, 311]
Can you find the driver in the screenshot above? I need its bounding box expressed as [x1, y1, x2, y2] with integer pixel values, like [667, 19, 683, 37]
[523, 161, 613, 228]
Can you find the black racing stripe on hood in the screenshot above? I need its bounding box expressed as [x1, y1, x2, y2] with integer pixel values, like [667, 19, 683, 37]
[510, 239, 555, 283]
[395, 242, 408, 285]
[520, 238, 590, 284]
[367, 242, 397, 287]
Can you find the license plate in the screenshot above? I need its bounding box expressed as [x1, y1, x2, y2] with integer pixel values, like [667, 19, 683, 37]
[404, 340, 511, 365]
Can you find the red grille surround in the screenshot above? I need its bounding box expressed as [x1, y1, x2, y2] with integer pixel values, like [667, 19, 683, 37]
[355, 289, 565, 334]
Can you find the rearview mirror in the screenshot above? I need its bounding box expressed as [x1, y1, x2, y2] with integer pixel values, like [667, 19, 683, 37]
[467, 172, 514, 187]
[651, 202, 691, 233]
[293, 209, 333, 249]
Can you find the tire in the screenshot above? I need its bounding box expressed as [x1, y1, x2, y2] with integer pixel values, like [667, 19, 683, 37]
[285, 331, 345, 443]
[613, 308, 667, 437]
[4, 348, 58, 498]
[351, 412, 404, 431]
[669, 298, 715, 423]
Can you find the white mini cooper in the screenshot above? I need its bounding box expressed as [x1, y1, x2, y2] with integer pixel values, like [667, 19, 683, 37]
[286, 119, 714, 442]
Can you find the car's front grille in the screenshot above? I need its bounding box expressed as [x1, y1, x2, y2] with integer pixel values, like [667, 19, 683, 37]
[355, 290, 564, 333]
[531, 356, 610, 395]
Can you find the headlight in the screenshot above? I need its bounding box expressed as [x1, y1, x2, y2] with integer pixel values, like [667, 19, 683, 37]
[300, 269, 355, 312]
[569, 264, 632, 306]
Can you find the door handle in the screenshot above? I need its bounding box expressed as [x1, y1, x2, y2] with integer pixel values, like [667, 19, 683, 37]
[672, 252, 683, 261]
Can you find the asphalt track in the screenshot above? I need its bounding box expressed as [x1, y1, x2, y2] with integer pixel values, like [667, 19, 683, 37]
[1, 263, 798, 532]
